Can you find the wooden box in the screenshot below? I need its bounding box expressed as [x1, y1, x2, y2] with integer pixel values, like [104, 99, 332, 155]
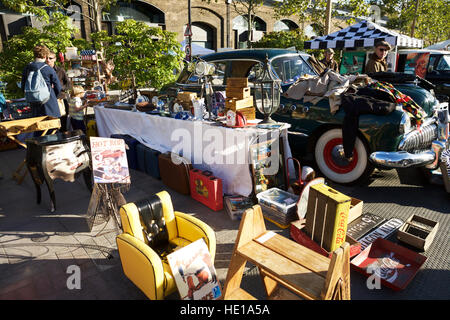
[226, 86, 250, 100]
[304, 183, 352, 252]
[290, 220, 361, 259]
[177, 91, 197, 102]
[225, 96, 253, 111]
[397, 214, 439, 251]
[226, 106, 255, 120]
[348, 197, 364, 224]
[226, 77, 248, 88]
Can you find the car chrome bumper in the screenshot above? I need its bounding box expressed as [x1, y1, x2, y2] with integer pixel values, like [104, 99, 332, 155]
[370, 140, 447, 169]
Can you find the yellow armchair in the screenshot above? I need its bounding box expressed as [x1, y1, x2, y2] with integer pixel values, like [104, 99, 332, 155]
[116, 190, 216, 300]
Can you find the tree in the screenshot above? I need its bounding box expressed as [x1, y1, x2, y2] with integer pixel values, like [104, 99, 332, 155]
[202, 0, 264, 48]
[0, 12, 78, 98]
[91, 19, 184, 97]
[274, 0, 371, 35]
[252, 29, 310, 51]
[370, 0, 450, 46]
[1, 0, 120, 33]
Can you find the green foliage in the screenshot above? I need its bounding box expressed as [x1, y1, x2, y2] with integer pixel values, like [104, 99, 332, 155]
[91, 19, 184, 90]
[0, 12, 78, 98]
[252, 29, 310, 52]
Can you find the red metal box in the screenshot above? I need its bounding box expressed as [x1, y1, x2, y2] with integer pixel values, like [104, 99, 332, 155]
[189, 169, 223, 211]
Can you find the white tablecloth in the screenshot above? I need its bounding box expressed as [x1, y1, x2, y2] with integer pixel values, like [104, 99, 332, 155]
[95, 106, 294, 196]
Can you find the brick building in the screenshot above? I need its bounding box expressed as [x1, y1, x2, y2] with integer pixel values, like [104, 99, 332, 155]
[0, 0, 347, 51]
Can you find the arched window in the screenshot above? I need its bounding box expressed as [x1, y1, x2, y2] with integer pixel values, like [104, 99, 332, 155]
[65, 2, 85, 39]
[190, 22, 215, 50]
[274, 19, 299, 32]
[233, 15, 266, 48]
[102, 1, 165, 35]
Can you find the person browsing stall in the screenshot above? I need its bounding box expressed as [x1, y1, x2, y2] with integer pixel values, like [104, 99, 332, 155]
[21, 45, 62, 118]
[365, 41, 391, 73]
[68, 86, 88, 133]
[46, 51, 71, 131]
[321, 48, 339, 72]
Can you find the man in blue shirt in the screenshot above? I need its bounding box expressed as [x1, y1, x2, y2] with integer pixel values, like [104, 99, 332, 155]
[21, 45, 62, 118]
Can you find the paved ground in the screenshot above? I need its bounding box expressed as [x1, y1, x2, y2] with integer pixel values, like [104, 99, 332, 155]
[0, 146, 449, 300]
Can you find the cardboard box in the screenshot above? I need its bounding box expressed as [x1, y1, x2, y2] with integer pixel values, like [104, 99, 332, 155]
[290, 220, 361, 258]
[304, 183, 352, 252]
[397, 214, 439, 251]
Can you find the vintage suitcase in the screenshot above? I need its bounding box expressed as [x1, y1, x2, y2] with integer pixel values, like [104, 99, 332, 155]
[136, 143, 161, 179]
[189, 169, 223, 211]
[110, 134, 139, 170]
[158, 152, 192, 195]
[304, 183, 351, 252]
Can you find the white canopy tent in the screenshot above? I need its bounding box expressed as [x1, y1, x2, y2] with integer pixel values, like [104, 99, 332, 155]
[424, 39, 450, 51]
[304, 20, 423, 50]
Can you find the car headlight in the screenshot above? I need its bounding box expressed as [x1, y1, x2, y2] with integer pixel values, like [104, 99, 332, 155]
[399, 112, 412, 135]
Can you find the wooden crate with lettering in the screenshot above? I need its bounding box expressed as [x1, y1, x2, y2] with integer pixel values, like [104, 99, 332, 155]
[225, 96, 253, 111]
[304, 183, 351, 252]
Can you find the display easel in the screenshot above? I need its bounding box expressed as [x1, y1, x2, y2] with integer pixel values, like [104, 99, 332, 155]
[0, 116, 60, 184]
[222, 205, 351, 300]
[86, 183, 128, 234]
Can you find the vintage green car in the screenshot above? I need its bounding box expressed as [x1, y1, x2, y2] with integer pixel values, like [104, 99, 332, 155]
[167, 48, 449, 184]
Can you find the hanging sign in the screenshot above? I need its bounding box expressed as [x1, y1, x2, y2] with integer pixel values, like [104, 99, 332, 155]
[184, 24, 193, 37]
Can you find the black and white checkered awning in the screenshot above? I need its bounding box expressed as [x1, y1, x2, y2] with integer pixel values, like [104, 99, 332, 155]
[304, 20, 423, 50]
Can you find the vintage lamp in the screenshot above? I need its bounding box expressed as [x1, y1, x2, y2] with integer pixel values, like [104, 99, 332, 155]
[253, 55, 282, 124]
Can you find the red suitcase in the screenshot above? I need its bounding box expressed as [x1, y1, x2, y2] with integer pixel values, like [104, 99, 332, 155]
[189, 169, 223, 211]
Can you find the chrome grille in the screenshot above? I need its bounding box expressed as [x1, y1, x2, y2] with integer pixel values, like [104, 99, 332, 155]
[399, 123, 438, 151]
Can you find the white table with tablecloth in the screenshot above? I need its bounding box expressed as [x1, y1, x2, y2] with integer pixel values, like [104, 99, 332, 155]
[94, 106, 294, 197]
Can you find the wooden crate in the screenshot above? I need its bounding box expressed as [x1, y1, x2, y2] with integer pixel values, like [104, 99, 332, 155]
[304, 183, 352, 252]
[290, 220, 361, 259]
[177, 91, 197, 102]
[347, 197, 364, 224]
[225, 96, 253, 111]
[226, 106, 255, 120]
[397, 214, 439, 251]
[226, 86, 250, 100]
[226, 77, 248, 88]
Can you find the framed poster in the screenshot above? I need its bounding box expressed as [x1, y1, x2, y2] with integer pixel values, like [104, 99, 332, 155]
[90, 137, 130, 184]
[167, 239, 222, 300]
[340, 51, 366, 74]
[404, 52, 430, 78]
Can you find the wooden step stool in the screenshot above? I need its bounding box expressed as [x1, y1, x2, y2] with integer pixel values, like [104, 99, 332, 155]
[223, 205, 351, 300]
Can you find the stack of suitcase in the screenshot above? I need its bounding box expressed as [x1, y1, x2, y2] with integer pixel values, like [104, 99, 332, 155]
[136, 143, 161, 179]
[158, 152, 192, 195]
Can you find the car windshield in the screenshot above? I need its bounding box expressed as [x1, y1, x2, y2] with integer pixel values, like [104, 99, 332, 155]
[436, 55, 450, 71]
[271, 55, 316, 84]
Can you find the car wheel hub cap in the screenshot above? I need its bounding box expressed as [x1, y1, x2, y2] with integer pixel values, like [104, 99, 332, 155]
[323, 138, 358, 174]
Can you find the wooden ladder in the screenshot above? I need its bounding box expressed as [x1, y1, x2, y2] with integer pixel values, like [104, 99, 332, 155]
[222, 205, 351, 300]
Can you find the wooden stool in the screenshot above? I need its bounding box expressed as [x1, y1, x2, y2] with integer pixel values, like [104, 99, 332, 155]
[223, 205, 351, 300]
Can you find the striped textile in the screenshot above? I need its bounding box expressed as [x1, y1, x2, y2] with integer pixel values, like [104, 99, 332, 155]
[305, 20, 423, 50]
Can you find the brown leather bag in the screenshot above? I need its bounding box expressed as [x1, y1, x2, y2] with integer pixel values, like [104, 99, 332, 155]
[158, 152, 192, 195]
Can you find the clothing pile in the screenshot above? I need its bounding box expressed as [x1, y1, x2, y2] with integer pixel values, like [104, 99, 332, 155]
[284, 69, 427, 158]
